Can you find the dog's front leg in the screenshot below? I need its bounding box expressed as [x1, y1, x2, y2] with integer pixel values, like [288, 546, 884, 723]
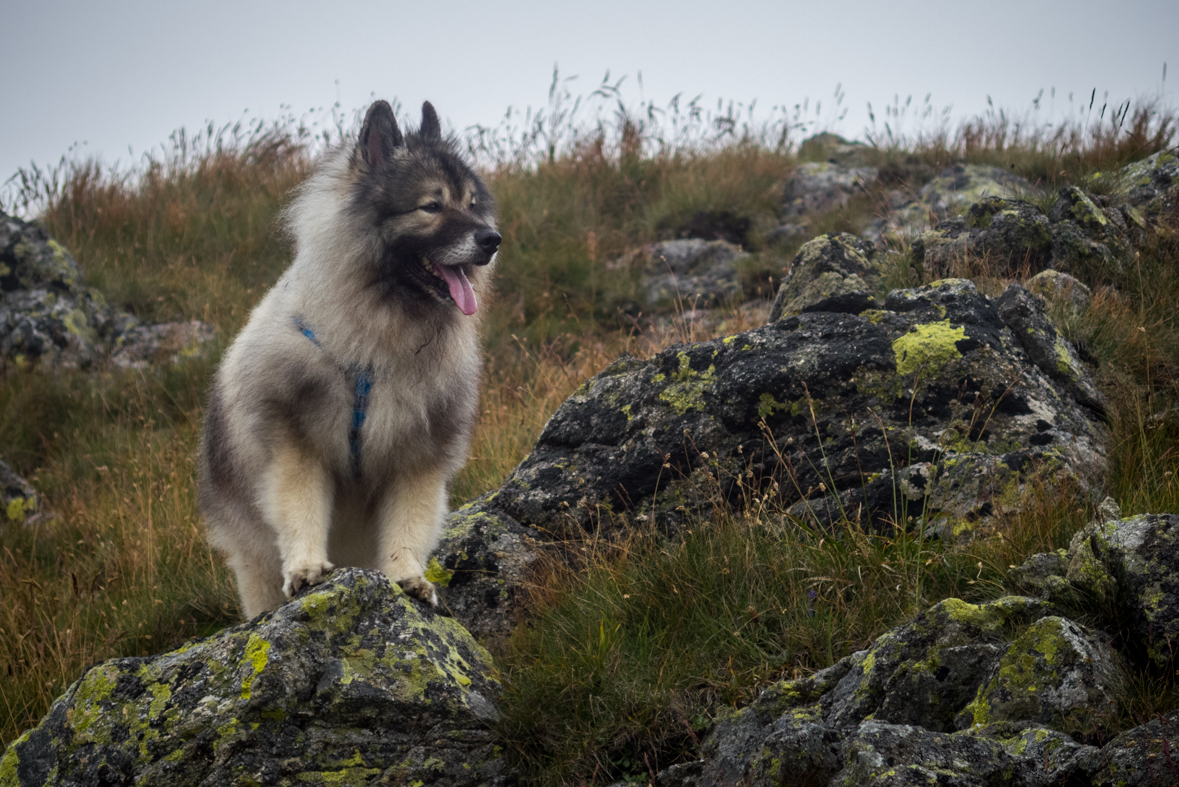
[376, 465, 448, 607]
[262, 441, 336, 599]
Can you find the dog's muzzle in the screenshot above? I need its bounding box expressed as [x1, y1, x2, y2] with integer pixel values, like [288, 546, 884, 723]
[474, 228, 501, 264]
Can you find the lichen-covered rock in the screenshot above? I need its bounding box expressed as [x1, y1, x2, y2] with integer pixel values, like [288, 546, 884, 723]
[768, 233, 881, 319]
[824, 597, 1054, 732]
[1024, 269, 1091, 312]
[781, 161, 878, 219]
[797, 132, 875, 167]
[434, 493, 542, 640]
[838, 721, 1017, 786]
[1092, 149, 1179, 216]
[0, 210, 214, 370]
[912, 197, 1055, 278]
[868, 164, 1032, 243]
[0, 459, 52, 527]
[994, 283, 1106, 418]
[1067, 513, 1179, 666]
[0, 568, 508, 786]
[961, 616, 1118, 731]
[492, 278, 1108, 540]
[1081, 708, 1179, 786]
[627, 239, 748, 309]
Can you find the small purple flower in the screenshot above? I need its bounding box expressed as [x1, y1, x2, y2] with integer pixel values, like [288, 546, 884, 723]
[808, 589, 817, 600]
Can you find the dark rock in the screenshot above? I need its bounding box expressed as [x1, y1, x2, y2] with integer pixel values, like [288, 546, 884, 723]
[0, 568, 508, 786]
[1081, 708, 1179, 786]
[994, 283, 1106, 418]
[669, 210, 751, 247]
[911, 197, 1055, 278]
[1091, 149, 1179, 216]
[1024, 269, 1091, 311]
[797, 132, 875, 167]
[769, 232, 881, 319]
[490, 278, 1107, 541]
[434, 494, 542, 640]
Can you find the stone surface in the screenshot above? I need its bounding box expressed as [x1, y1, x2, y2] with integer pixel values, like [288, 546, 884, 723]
[1083, 709, 1179, 786]
[433, 494, 542, 641]
[781, 161, 877, 219]
[1093, 149, 1179, 216]
[1024, 269, 1091, 312]
[0, 459, 52, 527]
[628, 239, 749, 309]
[490, 278, 1108, 541]
[768, 232, 882, 319]
[0, 210, 214, 370]
[0, 569, 508, 786]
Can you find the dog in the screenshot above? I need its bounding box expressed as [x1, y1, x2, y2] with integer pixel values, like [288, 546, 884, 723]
[198, 99, 500, 619]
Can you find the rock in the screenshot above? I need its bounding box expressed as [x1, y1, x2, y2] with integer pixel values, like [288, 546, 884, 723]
[961, 616, 1119, 731]
[0, 459, 52, 527]
[1081, 708, 1179, 786]
[490, 278, 1108, 541]
[1006, 549, 1073, 601]
[0, 568, 508, 786]
[764, 222, 807, 248]
[797, 132, 875, 167]
[824, 596, 1055, 732]
[994, 283, 1106, 418]
[1067, 513, 1179, 666]
[768, 233, 882, 319]
[0, 210, 215, 370]
[867, 164, 1032, 243]
[1024, 269, 1091, 312]
[629, 239, 748, 309]
[433, 494, 542, 640]
[781, 162, 878, 219]
[110, 320, 217, 369]
[1092, 149, 1179, 216]
[911, 197, 1055, 278]
[838, 721, 1016, 786]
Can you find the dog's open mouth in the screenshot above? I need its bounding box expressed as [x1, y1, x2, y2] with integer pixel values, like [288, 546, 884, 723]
[422, 257, 478, 316]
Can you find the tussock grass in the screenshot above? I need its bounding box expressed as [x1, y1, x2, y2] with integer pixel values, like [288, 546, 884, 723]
[1, 84, 1177, 768]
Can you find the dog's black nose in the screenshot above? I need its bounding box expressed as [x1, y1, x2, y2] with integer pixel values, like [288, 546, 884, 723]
[475, 228, 501, 256]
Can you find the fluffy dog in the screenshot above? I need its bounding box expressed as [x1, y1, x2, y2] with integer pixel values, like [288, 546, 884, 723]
[198, 99, 499, 618]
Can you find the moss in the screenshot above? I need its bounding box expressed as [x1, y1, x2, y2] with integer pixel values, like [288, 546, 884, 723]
[0, 732, 28, 784]
[892, 320, 967, 378]
[424, 557, 454, 588]
[240, 634, 271, 700]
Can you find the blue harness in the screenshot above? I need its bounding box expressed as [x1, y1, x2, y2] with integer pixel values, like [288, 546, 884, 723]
[293, 316, 373, 475]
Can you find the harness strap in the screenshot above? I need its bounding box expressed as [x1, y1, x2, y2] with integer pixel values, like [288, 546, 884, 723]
[293, 316, 373, 475]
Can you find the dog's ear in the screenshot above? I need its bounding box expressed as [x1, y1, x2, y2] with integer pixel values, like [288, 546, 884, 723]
[420, 102, 441, 139]
[359, 100, 404, 168]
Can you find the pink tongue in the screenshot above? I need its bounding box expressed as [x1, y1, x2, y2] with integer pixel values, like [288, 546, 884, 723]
[438, 265, 478, 315]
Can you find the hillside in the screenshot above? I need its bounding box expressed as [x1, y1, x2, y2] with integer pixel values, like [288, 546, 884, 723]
[1, 97, 1177, 785]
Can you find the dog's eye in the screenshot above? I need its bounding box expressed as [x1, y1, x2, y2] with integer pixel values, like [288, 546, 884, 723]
[420, 201, 443, 214]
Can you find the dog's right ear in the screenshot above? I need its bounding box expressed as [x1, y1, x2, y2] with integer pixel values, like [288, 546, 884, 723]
[358, 100, 404, 168]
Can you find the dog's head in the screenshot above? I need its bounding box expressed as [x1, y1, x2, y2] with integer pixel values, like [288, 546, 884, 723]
[348, 100, 499, 316]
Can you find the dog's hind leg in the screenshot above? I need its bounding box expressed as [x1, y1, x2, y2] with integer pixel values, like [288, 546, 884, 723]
[261, 441, 336, 600]
[376, 465, 448, 606]
[227, 549, 286, 620]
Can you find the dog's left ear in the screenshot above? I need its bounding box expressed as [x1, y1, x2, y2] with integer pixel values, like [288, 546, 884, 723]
[421, 102, 441, 139]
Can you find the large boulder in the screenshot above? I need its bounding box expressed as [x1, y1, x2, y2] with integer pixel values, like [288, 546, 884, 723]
[0, 569, 508, 786]
[489, 278, 1107, 542]
[0, 211, 214, 370]
[621, 239, 748, 310]
[653, 594, 1123, 786]
[1091, 149, 1179, 216]
[781, 161, 878, 219]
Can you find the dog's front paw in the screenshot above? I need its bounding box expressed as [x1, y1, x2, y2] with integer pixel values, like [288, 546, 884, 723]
[282, 560, 335, 598]
[397, 574, 439, 607]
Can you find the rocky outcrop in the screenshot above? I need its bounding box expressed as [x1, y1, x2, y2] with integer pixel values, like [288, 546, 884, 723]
[0, 211, 214, 370]
[1092, 149, 1179, 216]
[624, 239, 749, 309]
[485, 278, 1106, 546]
[0, 569, 508, 787]
[781, 161, 878, 220]
[643, 512, 1179, 786]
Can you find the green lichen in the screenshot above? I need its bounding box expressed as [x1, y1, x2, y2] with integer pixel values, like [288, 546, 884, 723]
[892, 320, 967, 378]
[621, 404, 633, 421]
[6, 496, 35, 522]
[295, 767, 384, 783]
[859, 309, 887, 324]
[424, 557, 454, 588]
[240, 634, 271, 700]
[0, 732, 28, 784]
[658, 352, 717, 415]
[1053, 339, 1077, 380]
[756, 393, 804, 420]
[68, 662, 120, 740]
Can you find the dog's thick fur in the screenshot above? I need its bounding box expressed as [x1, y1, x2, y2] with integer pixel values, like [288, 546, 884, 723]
[198, 100, 499, 618]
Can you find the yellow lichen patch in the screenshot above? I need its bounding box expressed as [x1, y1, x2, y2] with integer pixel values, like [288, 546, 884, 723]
[658, 352, 717, 415]
[240, 634, 271, 700]
[424, 557, 454, 588]
[892, 320, 967, 378]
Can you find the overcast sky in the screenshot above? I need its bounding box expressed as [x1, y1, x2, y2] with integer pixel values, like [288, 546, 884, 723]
[3, 0, 1176, 205]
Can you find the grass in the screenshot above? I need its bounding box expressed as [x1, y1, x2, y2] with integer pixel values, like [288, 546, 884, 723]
[0, 83, 1176, 778]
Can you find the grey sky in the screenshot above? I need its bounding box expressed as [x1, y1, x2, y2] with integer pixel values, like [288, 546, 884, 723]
[3, 0, 1176, 199]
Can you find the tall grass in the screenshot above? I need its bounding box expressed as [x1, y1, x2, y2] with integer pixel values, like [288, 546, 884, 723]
[0, 83, 1176, 763]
